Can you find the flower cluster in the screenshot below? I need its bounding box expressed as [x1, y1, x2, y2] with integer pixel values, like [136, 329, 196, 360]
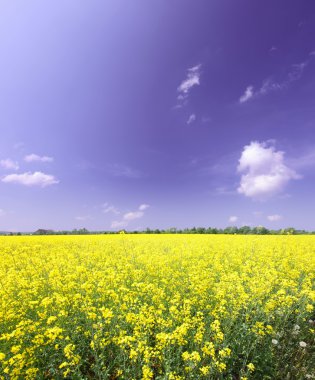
[0, 234, 314, 379]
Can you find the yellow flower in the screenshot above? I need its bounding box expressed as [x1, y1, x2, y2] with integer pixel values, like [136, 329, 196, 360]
[200, 366, 210, 375]
[142, 364, 153, 380]
[47, 316, 57, 325]
[11, 345, 21, 354]
[247, 363, 255, 372]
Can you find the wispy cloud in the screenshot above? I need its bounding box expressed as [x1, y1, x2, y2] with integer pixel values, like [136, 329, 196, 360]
[102, 203, 120, 215]
[24, 154, 53, 163]
[178, 64, 201, 94]
[110, 220, 128, 229]
[2, 172, 59, 187]
[288, 147, 315, 170]
[75, 215, 92, 221]
[201, 116, 212, 123]
[239, 55, 312, 103]
[269, 46, 278, 53]
[237, 141, 299, 200]
[176, 64, 201, 107]
[267, 214, 282, 222]
[138, 204, 150, 211]
[187, 113, 196, 125]
[229, 216, 238, 223]
[0, 158, 19, 170]
[213, 187, 236, 196]
[111, 204, 150, 229]
[239, 86, 254, 103]
[123, 210, 144, 221]
[0, 209, 6, 217]
[253, 211, 263, 218]
[13, 142, 25, 150]
[107, 163, 142, 179]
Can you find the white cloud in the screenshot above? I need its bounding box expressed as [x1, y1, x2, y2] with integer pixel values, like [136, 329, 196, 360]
[229, 216, 238, 223]
[178, 64, 201, 94]
[110, 204, 150, 229]
[187, 114, 196, 124]
[2, 171, 59, 187]
[0, 209, 5, 217]
[102, 203, 120, 215]
[1, 158, 19, 170]
[237, 141, 299, 200]
[0, 158, 19, 170]
[111, 220, 128, 229]
[123, 211, 144, 221]
[267, 214, 282, 222]
[24, 154, 53, 163]
[239, 86, 254, 103]
[138, 204, 150, 211]
[176, 64, 201, 108]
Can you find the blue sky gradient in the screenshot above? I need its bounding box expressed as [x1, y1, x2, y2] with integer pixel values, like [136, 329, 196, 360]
[1, 0, 315, 231]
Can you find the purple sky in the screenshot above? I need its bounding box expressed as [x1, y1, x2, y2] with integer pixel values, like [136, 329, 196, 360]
[1, 0, 315, 231]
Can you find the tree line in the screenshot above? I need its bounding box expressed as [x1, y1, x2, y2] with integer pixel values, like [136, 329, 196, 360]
[1, 226, 314, 236]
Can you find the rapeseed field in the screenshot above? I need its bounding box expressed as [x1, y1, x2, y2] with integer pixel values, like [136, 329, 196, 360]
[0, 235, 314, 379]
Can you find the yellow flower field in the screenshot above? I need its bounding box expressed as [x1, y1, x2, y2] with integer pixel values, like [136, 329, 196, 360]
[0, 235, 314, 379]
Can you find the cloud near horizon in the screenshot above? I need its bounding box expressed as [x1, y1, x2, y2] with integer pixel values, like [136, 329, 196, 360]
[111, 204, 150, 229]
[24, 154, 54, 163]
[237, 141, 299, 200]
[267, 214, 282, 222]
[102, 203, 120, 215]
[229, 216, 238, 223]
[2, 171, 59, 187]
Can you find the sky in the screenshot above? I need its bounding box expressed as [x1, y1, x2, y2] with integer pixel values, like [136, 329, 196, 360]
[0, 0, 315, 232]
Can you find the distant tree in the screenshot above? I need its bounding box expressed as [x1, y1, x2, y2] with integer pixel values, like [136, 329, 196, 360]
[252, 226, 269, 235]
[224, 226, 238, 234]
[238, 226, 252, 234]
[76, 228, 89, 235]
[34, 229, 54, 235]
[281, 227, 296, 235]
